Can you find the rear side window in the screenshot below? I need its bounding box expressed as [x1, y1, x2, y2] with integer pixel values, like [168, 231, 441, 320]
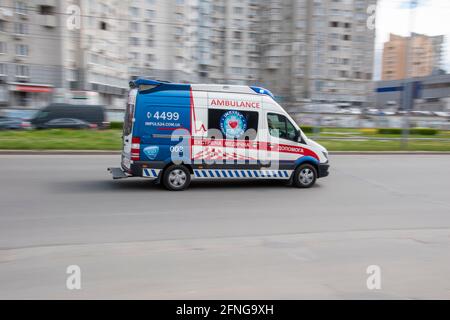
[208, 109, 258, 140]
[123, 102, 134, 136]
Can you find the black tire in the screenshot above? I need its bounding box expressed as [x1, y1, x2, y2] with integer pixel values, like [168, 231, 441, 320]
[162, 165, 191, 191]
[293, 163, 317, 188]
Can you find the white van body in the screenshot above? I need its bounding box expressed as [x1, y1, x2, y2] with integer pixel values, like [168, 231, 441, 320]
[108, 79, 329, 190]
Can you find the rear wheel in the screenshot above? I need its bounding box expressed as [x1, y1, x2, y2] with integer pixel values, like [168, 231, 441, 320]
[162, 165, 191, 191]
[293, 163, 317, 188]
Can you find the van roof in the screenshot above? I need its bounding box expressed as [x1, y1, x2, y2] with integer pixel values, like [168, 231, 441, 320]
[131, 78, 274, 99]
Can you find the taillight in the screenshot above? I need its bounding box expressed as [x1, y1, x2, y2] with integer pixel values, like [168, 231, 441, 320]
[131, 137, 140, 161]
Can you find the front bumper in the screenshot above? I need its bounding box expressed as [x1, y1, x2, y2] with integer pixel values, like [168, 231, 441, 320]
[318, 163, 330, 178]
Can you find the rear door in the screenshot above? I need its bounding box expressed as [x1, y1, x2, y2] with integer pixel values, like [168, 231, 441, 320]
[121, 89, 137, 171]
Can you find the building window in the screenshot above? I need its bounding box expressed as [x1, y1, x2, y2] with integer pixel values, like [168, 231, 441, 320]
[15, 64, 29, 77]
[232, 43, 241, 50]
[0, 63, 6, 75]
[129, 37, 140, 46]
[146, 10, 156, 19]
[15, 44, 28, 56]
[39, 5, 53, 15]
[174, 27, 183, 37]
[130, 22, 139, 32]
[14, 23, 28, 35]
[234, 7, 243, 15]
[15, 1, 27, 15]
[231, 67, 242, 74]
[129, 7, 139, 17]
[100, 21, 107, 30]
[0, 42, 7, 54]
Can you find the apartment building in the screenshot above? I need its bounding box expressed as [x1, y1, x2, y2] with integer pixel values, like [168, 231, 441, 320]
[0, 0, 129, 109]
[258, 0, 376, 106]
[0, 0, 63, 108]
[1, 0, 378, 110]
[382, 32, 444, 81]
[127, 0, 200, 84]
[63, 0, 129, 108]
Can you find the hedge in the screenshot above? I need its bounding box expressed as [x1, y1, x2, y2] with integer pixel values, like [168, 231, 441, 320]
[378, 128, 438, 135]
[300, 126, 320, 133]
[107, 123, 437, 136]
[110, 121, 124, 130]
[410, 128, 439, 135]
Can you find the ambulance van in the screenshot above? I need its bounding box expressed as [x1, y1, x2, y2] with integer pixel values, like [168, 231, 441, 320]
[108, 79, 329, 190]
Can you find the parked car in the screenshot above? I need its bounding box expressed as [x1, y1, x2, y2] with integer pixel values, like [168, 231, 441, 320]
[31, 104, 108, 129]
[0, 116, 31, 130]
[39, 118, 95, 129]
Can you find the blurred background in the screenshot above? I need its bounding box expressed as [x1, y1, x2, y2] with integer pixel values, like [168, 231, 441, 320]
[0, 0, 449, 150]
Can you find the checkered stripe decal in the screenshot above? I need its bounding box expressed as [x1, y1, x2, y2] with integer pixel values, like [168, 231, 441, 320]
[142, 168, 161, 178]
[193, 147, 255, 161]
[193, 169, 292, 179]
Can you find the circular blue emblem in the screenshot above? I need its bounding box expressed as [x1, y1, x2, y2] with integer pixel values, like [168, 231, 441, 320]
[220, 110, 247, 139]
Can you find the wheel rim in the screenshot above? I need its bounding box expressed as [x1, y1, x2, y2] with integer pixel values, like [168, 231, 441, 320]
[299, 168, 314, 185]
[168, 169, 187, 188]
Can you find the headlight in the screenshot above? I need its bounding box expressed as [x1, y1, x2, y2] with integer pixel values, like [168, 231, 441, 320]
[322, 151, 329, 162]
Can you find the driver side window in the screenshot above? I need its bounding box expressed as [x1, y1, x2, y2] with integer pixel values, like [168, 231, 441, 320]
[267, 113, 298, 142]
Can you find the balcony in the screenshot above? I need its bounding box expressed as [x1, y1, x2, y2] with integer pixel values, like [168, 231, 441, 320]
[36, 0, 57, 6]
[0, 8, 13, 21]
[37, 15, 57, 28]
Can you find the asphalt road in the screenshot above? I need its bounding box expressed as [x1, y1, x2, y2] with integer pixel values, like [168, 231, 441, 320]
[0, 154, 449, 299]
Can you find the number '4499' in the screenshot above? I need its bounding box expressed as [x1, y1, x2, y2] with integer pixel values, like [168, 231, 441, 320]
[153, 111, 179, 121]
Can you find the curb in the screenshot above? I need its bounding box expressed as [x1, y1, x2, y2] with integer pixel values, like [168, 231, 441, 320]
[0, 150, 450, 156]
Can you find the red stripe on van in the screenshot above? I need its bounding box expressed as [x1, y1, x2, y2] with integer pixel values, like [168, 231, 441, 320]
[191, 137, 319, 160]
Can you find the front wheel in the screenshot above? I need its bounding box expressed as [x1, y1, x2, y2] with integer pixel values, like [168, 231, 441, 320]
[162, 165, 191, 191]
[293, 164, 317, 188]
